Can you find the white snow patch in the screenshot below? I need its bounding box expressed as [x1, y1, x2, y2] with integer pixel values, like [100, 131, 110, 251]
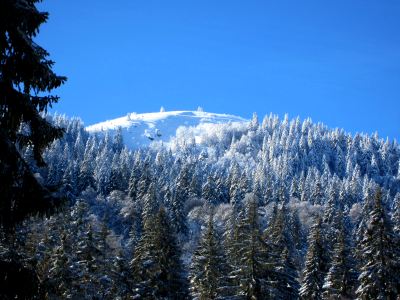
[86, 110, 248, 149]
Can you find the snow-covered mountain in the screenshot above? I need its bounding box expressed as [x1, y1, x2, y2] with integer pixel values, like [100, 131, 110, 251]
[86, 110, 248, 148]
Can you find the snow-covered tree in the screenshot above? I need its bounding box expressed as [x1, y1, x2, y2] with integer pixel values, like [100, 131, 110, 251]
[131, 207, 188, 299]
[190, 212, 229, 299]
[227, 198, 274, 298]
[300, 217, 329, 300]
[356, 188, 400, 299]
[322, 210, 357, 299]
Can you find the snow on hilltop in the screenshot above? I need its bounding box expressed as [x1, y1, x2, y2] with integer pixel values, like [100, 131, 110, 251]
[85, 110, 248, 148]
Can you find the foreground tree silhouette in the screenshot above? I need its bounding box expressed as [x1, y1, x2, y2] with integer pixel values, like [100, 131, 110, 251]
[0, 0, 66, 297]
[0, 0, 66, 229]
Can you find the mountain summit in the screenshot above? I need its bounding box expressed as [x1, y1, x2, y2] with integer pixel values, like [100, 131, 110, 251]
[86, 110, 248, 148]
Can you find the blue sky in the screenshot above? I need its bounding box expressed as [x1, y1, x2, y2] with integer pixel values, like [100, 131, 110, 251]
[37, 0, 400, 140]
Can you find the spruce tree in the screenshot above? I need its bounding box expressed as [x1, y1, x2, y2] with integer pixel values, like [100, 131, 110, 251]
[190, 212, 230, 299]
[356, 188, 400, 299]
[110, 249, 131, 298]
[0, 0, 66, 230]
[267, 203, 300, 299]
[127, 160, 141, 200]
[227, 198, 274, 299]
[172, 165, 191, 236]
[131, 207, 188, 299]
[202, 175, 219, 205]
[0, 0, 66, 297]
[392, 192, 400, 234]
[45, 233, 74, 298]
[276, 247, 300, 299]
[300, 217, 329, 300]
[322, 211, 357, 299]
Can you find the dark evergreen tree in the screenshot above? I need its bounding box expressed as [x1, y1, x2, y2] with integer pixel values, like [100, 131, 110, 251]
[227, 198, 274, 299]
[276, 247, 300, 299]
[109, 152, 124, 191]
[77, 136, 96, 192]
[131, 207, 188, 299]
[288, 209, 306, 266]
[356, 188, 400, 299]
[109, 250, 131, 298]
[267, 203, 300, 299]
[392, 192, 400, 234]
[45, 233, 74, 298]
[0, 0, 66, 297]
[0, 0, 66, 229]
[127, 159, 141, 200]
[300, 217, 329, 300]
[202, 175, 219, 205]
[190, 212, 230, 299]
[68, 201, 103, 298]
[171, 164, 191, 236]
[322, 210, 357, 299]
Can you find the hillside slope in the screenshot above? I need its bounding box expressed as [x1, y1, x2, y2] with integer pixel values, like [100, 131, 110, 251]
[86, 110, 247, 148]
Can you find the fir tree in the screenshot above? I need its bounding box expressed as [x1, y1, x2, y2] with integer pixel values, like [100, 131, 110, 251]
[127, 160, 141, 200]
[190, 212, 230, 299]
[172, 165, 191, 236]
[300, 217, 329, 300]
[0, 0, 66, 229]
[0, 0, 66, 297]
[267, 203, 300, 299]
[45, 233, 74, 298]
[356, 188, 400, 299]
[392, 192, 400, 234]
[73, 223, 102, 298]
[202, 175, 219, 205]
[276, 247, 300, 299]
[322, 210, 357, 299]
[131, 207, 188, 299]
[227, 198, 274, 299]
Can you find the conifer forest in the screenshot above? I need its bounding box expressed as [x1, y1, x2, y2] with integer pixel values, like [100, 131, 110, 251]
[1, 0, 400, 299]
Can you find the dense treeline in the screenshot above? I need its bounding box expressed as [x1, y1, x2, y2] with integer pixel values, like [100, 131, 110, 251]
[9, 113, 400, 299]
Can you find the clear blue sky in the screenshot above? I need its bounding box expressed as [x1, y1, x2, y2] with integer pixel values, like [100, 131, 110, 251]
[37, 0, 400, 140]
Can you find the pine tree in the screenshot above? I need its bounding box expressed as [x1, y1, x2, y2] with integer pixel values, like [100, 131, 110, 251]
[322, 210, 357, 299]
[131, 207, 188, 299]
[109, 248, 131, 298]
[0, 0, 66, 229]
[94, 146, 112, 195]
[127, 160, 141, 200]
[289, 209, 306, 261]
[78, 136, 96, 192]
[45, 233, 74, 298]
[300, 217, 329, 300]
[73, 223, 102, 298]
[202, 175, 219, 205]
[0, 1, 66, 297]
[227, 198, 274, 299]
[267, 203, 300, 299]
[172, 164, 191, 236]
[109, 152, 124, 191]
[310, 177, 324, 205]
[228, 162, 245, 209]
[190, 212, 230, 299]
[392, 192, 400, 234]
[356, 188, 400, 299]
[276, 247, 300, 299]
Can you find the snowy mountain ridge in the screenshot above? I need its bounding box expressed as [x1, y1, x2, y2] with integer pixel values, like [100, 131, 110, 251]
[86, 110, 248, 148]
